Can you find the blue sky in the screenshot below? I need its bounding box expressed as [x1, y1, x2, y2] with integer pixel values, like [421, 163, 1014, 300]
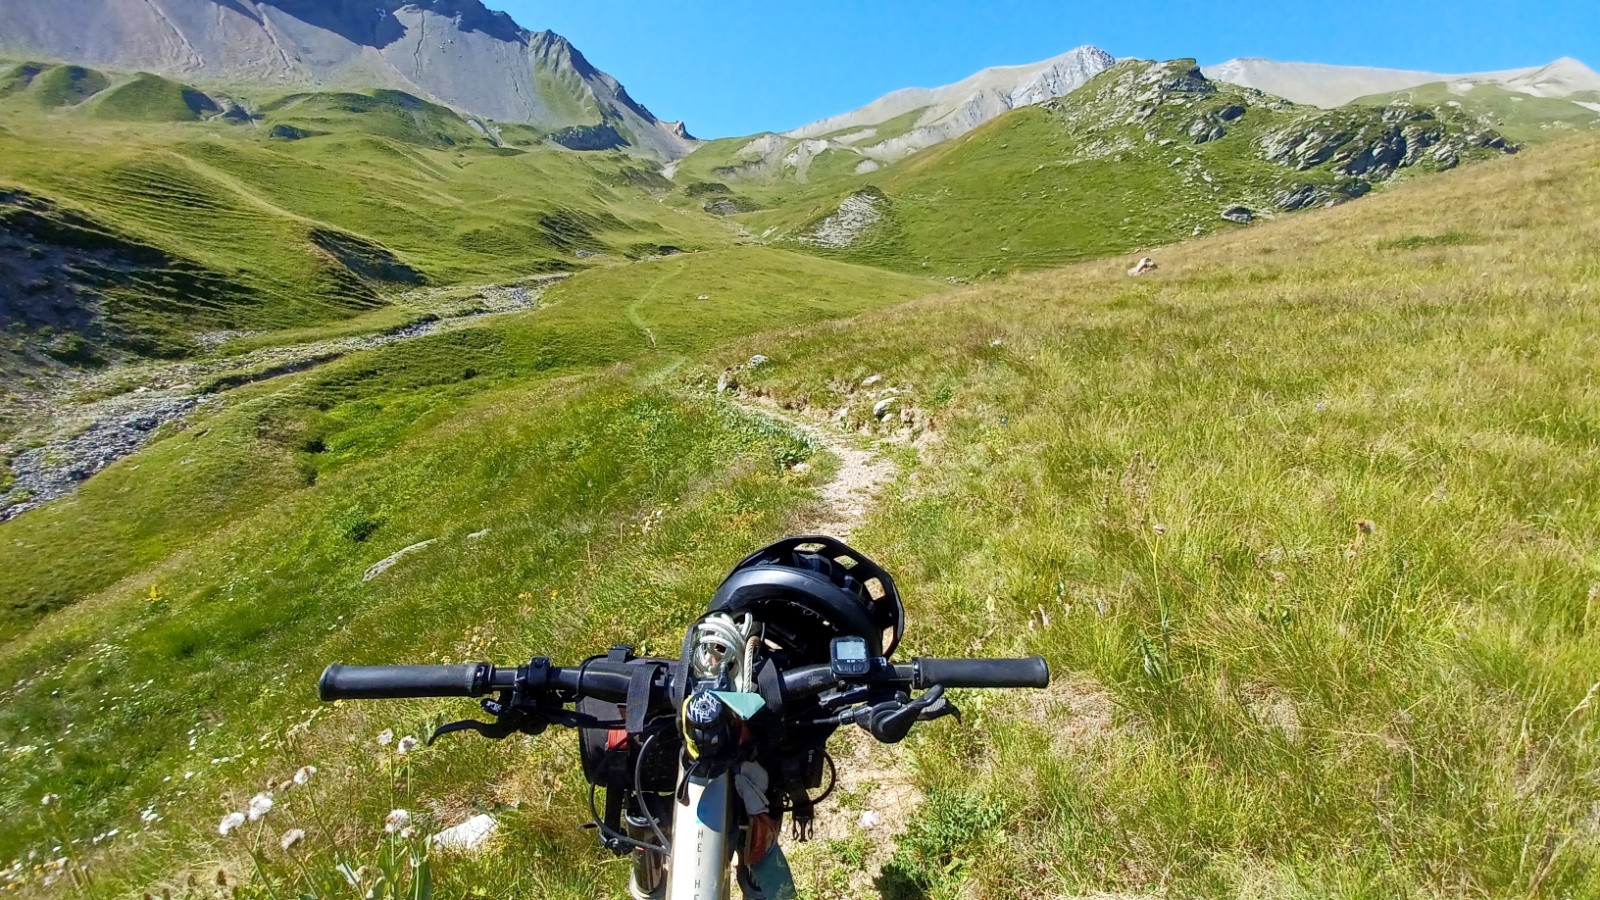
[500, 1, 1599, 139]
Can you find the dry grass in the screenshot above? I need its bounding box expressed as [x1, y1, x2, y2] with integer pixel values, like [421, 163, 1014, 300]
[716, 136, 1600, 898]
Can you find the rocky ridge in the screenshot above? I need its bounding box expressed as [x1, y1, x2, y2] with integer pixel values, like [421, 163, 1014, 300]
[1044, 60, 1519, 213]
[786, 46, 1118, 161]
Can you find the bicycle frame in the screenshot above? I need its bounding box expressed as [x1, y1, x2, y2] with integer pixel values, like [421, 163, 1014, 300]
[666, 767, 734, 900]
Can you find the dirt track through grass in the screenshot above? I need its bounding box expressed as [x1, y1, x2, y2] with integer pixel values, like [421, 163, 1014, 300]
[726, 392, 926, 896]
[729, 393, 897, 540]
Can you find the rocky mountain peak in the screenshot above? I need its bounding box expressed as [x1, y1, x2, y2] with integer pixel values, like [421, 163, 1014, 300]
[784, 45, 1118, 161]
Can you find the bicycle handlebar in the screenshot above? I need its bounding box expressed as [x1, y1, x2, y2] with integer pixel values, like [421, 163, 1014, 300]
[319, 655, 1049, 703]
[320, 663, 494, 699]
[912, 656, 1050, 689]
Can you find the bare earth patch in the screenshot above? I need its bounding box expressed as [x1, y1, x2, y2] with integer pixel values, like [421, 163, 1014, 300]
[730, 393, 897, 540]
[790, 728, 922, 899]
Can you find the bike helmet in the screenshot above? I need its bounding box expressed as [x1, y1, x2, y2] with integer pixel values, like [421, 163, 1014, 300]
[706, 535, 905, 663]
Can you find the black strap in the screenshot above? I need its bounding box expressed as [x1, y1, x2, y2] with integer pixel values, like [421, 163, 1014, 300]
[626, 662, 655, 736]
[669, 657, 690, 708]
[788, 786, 813, 841]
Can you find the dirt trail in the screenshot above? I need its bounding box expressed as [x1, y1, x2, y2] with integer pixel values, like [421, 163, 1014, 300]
[727, 393, 919, 894]
[731, 394, 897, 541]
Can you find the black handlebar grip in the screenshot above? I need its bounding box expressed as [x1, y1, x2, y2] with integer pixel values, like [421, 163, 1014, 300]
[913, 656, 1050, 689]
[319, 663, 492, 700]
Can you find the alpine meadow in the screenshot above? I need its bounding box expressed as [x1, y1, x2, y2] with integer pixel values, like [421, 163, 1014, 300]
[2, 2, 1599, 899]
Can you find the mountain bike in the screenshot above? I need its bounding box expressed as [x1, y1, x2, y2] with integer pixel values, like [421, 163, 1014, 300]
[320, 536, 1050, 899]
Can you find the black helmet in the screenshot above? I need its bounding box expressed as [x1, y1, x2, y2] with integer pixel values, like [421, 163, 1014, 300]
[706, 535, 905, 663]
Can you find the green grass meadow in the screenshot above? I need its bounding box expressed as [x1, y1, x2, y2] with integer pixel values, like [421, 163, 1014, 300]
[1, 51, 1599, 900]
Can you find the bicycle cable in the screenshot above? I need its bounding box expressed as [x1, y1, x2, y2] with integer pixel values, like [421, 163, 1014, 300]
[634, 725, 674, 855]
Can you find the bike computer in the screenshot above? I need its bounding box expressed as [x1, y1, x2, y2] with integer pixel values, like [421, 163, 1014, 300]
[829, 636, 872, 678]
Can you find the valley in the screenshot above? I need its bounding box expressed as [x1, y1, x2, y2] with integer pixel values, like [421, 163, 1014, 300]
[1, 4, 1599, 898]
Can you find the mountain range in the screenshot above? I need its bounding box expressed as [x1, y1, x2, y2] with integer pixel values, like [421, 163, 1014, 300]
[0, 0, 696, 159]
[784, 46, 1117, 161]
[1204, 56, 1600, 108]
[3, 0, 1596, 163]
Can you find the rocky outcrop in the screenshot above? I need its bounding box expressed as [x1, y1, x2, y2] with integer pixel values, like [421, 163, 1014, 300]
[797, 189, 886, 250]
[1260, 106, 1516, 180]
[0, 0, 696, 159]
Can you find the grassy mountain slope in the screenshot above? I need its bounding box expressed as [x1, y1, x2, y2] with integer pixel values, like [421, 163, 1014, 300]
[256, 90, 488, 149]
[716, 137, 1600, 898]
[7, 63, 110, 109]
[1, 114, 1596, 898]
[0, 246, 934, 896]
[696, 60, 1517, 279]
[1354, 80, 1600, 144]
[0, 78, 729, 377]
[85, 72, 220, 122]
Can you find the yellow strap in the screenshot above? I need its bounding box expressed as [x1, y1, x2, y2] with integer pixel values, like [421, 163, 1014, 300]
[680, 697, 700, 760]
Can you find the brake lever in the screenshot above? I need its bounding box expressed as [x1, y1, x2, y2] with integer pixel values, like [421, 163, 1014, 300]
[917, 692, 961, 724]
[857, 685, 960, 744]
[429, 694, 552, 744]
[430, 718, 521, 743]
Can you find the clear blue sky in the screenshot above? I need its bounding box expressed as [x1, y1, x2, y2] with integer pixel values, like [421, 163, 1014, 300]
[498, 1, 1599, 139]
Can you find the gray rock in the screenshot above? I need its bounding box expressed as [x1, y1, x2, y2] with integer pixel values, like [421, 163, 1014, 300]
[1275, 184, 1328, 212]
[2, 393, 202, 522]
[796, 190, 885, 250]
[363, 539, 439, 583]
[748, 355, 770, 369]
[1220, 206, 1254, 224]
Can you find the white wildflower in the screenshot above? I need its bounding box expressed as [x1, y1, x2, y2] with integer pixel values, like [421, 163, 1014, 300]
[140, 807, 159, 824]
[292, 765, 317, 786]
[279, 828, 305, 851]
[384, 809, 411, 833]
[40, 794, 59, 806]
[246, 792, 274, 822]
[395, 736, 419, 755]
[400, 826, 417, 839]
[376, 729, 394, 746]
[218, 812, 246, 836]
